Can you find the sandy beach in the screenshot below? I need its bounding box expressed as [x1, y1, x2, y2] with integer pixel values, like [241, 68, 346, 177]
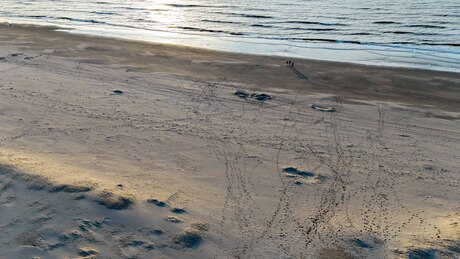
[0, 23, 459, 258]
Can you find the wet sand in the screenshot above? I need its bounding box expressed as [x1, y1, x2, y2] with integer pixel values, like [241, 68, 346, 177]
[0, 23, 459, 258]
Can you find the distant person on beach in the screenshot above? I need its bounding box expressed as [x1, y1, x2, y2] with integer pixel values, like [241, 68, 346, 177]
[286, 61, 294, 67]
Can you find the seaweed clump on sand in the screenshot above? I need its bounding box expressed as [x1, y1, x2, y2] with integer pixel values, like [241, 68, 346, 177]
[172, 222, 209, 249]
[94, 190, 134, 210]
[234, 90, 272, 101]
[49, 183, 94, 193]
[78, 246, 99, 257]
[147, 198, 167, 207]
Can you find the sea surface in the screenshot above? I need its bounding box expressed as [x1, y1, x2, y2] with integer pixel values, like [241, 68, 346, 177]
[1, 0, 459, 72]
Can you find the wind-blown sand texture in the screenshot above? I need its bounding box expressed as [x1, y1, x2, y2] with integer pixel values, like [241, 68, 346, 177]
[0, 23, 459, 258]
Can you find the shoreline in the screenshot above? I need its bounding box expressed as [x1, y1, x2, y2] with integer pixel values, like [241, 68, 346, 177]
[2, 19, 460, 73]
[3, 22, 460, 75]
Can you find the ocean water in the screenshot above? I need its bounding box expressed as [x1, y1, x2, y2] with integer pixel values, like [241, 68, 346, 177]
[1, 0, 459, 72]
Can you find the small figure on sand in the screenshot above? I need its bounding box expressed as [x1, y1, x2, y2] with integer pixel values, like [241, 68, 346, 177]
[286, 61, 295, 67]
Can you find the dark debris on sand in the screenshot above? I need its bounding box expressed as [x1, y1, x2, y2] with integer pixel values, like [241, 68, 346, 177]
[171, 208, 187, 214]
[234, 90, 272, 101]
[112, 90, 124, 95]
[283, 167, 315, 177]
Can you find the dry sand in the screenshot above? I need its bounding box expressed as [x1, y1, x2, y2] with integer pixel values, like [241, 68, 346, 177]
[0, 23, 459, 258]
